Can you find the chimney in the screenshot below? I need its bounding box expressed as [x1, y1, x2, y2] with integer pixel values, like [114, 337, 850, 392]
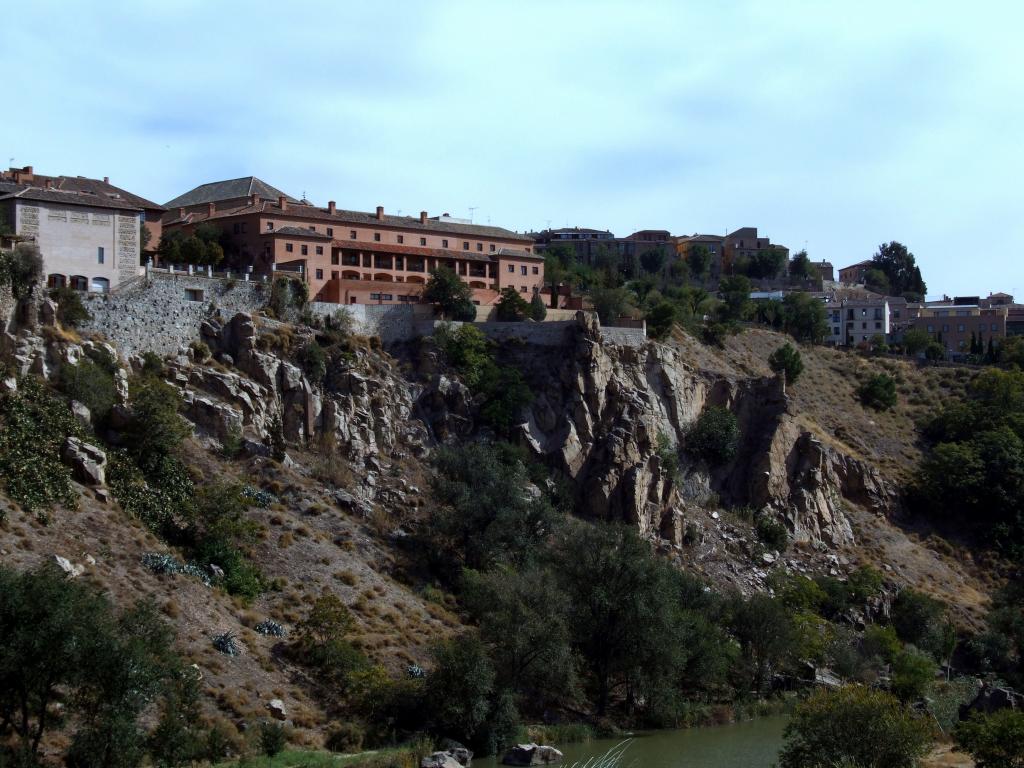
[250, 192, 258, 206]
[376, 205, 384, 221]
[103, 176, 109, 184]
[44, 179, 52, 189]
[420, 210, 427, 224]
[178, 207, 185, 219]
[328, 200, 336, 214]
[207, 202, 215, 217]
[278, 195, 287, 211]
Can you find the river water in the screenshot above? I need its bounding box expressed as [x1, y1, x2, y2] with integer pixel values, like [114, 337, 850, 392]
[478, 717, 788, 768]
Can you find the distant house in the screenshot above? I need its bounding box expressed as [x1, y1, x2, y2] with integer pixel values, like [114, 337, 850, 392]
[824, 296, 890, 346]
[906, 301, 1008, 356]
[811, 260, 834, 282]
[723, 227, 789, 272]
[675, 234, 726, 279]
[0, 165, 152, 292]
[838, 259, 874, 284]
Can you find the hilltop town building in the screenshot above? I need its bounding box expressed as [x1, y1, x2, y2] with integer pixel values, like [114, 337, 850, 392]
[675, 234, 726, 279]
[0, 166, 151, 292]
[825, 296, 890, 346]
[723, 227, 789, 272]
[838, 260, 874, 284]
[162, 178, 543, 306]
[906, 302, 1008, 355]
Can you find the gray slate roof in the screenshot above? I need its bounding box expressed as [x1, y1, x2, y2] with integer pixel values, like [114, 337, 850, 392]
[271, 226, 333, 240]
[0, 182, 143, 211]
[165, 177, 299, 208]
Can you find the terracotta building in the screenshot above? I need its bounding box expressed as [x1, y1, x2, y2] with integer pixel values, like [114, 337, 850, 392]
[675, 234, 726, 279]
[906, 301, 1008, 356]
[162, 178, 543, 306]
[723, 227, 789, 272]
[1, 165, 164, 255]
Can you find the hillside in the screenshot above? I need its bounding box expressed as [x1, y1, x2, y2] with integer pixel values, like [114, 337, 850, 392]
[0, 297, 1006, 759]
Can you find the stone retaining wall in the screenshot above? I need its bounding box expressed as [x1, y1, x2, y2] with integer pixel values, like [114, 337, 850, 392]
[81, 272, 267, 357]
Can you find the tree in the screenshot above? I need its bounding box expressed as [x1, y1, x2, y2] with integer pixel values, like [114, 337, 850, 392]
[50, 285, 91, 327]
[462, 565, 577, 710]
[902, 328, 931, 356]
[555, 522, 696, 717]
[781, 292, 829, 342]
[779, 686, 933, 768]
[646, 301, 679, 340]
[0, 565, 186, 767]
[789, 250, 814, 280]
[640, 246, 666, 274]
[730, 595, 794, 695]
[769, 343, 804, 384]
[686, 406, 739, 465]
[494, 286, 531, 322]
[0, 242, 44, 299]
[291, 593, 366, 689]
[864, 267, 892, 294]
[529, 292, 547, 321]
[859, 373, 898, 410]
[872, 241, 927, 298]
[891, 646, 938, 702]
[589, 286, 631, 326]
[925, 341, 945, 362]
[687, 245, 712, 281]
[718, 275, 752, 321]
[954, 710, 1024, 768]
[424, 266, 474, 320]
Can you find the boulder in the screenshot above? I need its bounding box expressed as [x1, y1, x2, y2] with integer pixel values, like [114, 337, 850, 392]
[53, 555, 84, 578]
[961, 683, 1023, 717]
[421, 753, 462, 768]
[61, 437, 107, 485]
[267, 698, 288, 721]
[502, 744, 564, 766]
[70, 400, 91, 426]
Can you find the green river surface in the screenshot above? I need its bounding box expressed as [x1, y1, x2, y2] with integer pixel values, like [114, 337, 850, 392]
[478, 717, 788, 768]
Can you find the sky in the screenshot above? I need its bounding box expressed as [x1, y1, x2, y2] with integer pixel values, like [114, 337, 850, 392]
[3, 1, 1022, 299]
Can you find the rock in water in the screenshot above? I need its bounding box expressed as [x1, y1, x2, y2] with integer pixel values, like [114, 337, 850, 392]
[502, 744, 564, 766]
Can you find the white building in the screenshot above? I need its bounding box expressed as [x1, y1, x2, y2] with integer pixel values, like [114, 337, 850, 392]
[0, 182, 143, 292]
[825, 296, 890, 346]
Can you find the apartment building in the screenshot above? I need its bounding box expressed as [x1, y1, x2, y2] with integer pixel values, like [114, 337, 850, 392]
[0, 177, 145, 292]
[905, 302, 1007, 356]
[838, 260, 873, 284]
[162, 178, 543, 306]
[825, 296, 890, 346]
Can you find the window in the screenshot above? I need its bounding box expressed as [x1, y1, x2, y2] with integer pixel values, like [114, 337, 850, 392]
[315, 269, 323, 279]
[370, 293, 381, 300]
[331, 253, 339, 265]
[420, 237, 427, 246]
[532, 266, 539, 275]
[507, 264, 514, 272]
[301, 244, 308, 255]
[327, 228, 333, 237]
[315, 246, 324, 255]
[350, 230, 357, 239]
[958, 324, 965, 332]
[833, 326, 840, 336]
[382, 294, 393, 301]
[233, 223, 240, 234]
[927, 324, 934, 333]
[286, 243, 294, 252]
[861, 322, 867, 329]
[374, 232, 381, 242]
[463, 241, 469, 250]
[397, 235, 404, 244]
[476, 242, 483, 251]
[97, 247, 104, 264]
[942, 324, 950, 332]
[331, 270, 339, 280]
[875, 322, 882, 329]
[520, 265, 527, 275]
[309, 225, 315, 231]
[266, 221, 274, 231]
[992, 323, 999, 331]
[442, 239, 449, 248]
[241, 222, 247, 233]
[520, 286, 527, 293]
[490, 244, 496, 252]
[185, 288, 203, 302]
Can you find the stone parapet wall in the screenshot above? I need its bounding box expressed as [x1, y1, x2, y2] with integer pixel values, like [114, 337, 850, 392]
[81, 272, 267, 358]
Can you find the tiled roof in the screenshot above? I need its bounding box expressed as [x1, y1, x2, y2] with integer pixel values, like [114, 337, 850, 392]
[678, 233, 724, 243]
[0, 182, 143, 212]
[270, 226, 333, 240]
[166, 199, 533, 243]
[164, 177, 299, 208]
[496, 248, 544, 262]
[0, 172, 163, 210]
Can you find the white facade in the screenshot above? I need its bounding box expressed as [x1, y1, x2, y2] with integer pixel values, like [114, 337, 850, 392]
[825, 299, 890, 345]
[13, 198, 142, 291]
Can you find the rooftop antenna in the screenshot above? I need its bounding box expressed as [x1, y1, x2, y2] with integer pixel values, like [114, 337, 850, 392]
[545, 219, 552, 230]
[468, 206, 478, 223]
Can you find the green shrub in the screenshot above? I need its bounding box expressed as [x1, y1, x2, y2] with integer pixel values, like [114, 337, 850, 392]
[495, 286, 531, 321]
[0, 377, 81, 515]
[296, 341, 327, 384]
[768, 343, 804, 384]
[954, 709, 1024, 768]
[258, 722, 286, 757]
[859, 373, 898, 410]
[755, 514, 789, 552]
[49, 286, 91, 327]
[189, 340, 211, 362]
[891, 646, 938, 702]
[686, 406, 739, 465]
[655, 431, 680, 479]
[779, 686, 933, 768]
[325, 722, 365, 753]
[58, 359, 116, 422]
[529, 292, 547, 322]
[0, 242, 43, 299]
